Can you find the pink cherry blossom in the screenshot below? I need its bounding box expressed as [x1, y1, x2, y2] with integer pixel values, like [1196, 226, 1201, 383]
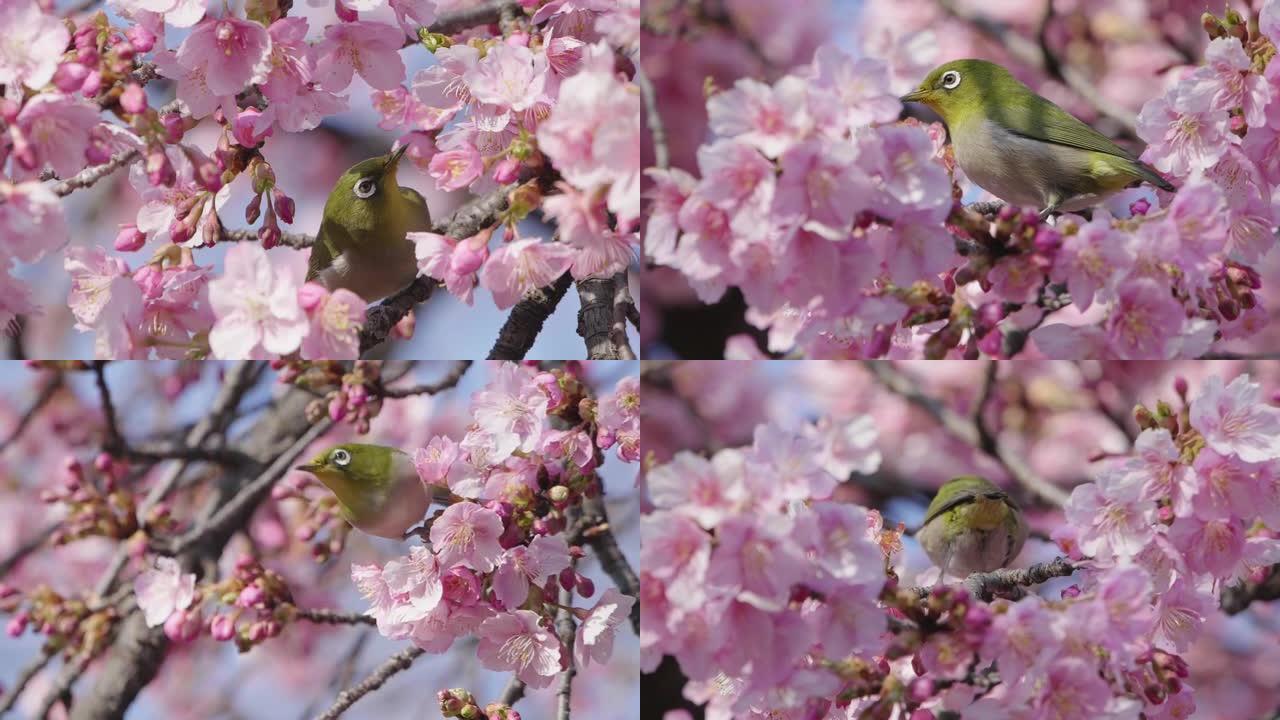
[1103, 278, 1189, 359]
[0, 0, 68, 90]
[475, 610, 562, 688]
[574, 588, 635, 668]
[65, 246, 146, 358]
[153, 49, 237, 120]
[1050, 218, 1130, 312]
[479, 238, 575, 309]
[1189, 374, 1280, 462]
[464, 43, 549, 114]
[207, 244, 309, 359]
[492, 534, 571, 609]
[429, 501, 505, 573]
[0, 181, 67, 263]
[176, 16, 272, 96]
[1136, 81, 1234, 177]
[1063, 477, 1154, 561]
[298, 283, 365, 360]
[427, 146, 483, 192]
[111, 0, 205, 27]
[13, 93, 99, 179]
[805, 45, 901, 134]
[314, 21, 406, 92]
[413, 436, 459, 487]
[381, 545, 444, 623]
[133, 556, 195, 628]
[471, 362, 549, 459]
[1168, 513, 1245, 578]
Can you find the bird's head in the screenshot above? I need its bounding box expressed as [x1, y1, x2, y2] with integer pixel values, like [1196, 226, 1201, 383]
[322, 145, 411, 235]
[900, 59, 1019, 126]
[295, 443, 397, 493]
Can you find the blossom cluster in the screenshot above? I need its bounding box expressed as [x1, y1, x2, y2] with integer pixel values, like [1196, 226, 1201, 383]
[1, 0, 639, 357]
[346, 362, 638, 686]
[646, 5, 1280, 359]
[641, 371, 1280, 719]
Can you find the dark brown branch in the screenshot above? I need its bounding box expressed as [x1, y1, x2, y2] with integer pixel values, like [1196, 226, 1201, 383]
[576, 275, 634, 359]
[220, 228, 315, 248]
[488, 272, 574, 360]
[910, 557, 1078, 602]
[862, 361, 1069, 506]
[499, 677, 526, 707]
[579, 497, 640, 634]
[609, 272, 638, 360]
[425, 0, 519, 36]
[93, 361, 124, 453]
[379, 360, 471, 397]
[1222, 564, 1280, 615]
[316, 646, 426, 720]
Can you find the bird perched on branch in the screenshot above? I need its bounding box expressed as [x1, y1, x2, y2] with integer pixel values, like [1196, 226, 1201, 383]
[307, 145, 431, 302]
[915, 475, 1029, 580]
[295, 443, 454, 539]
[901, 59, 1175, 218]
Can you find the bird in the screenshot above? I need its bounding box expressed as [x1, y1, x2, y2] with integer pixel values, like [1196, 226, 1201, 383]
[914, 475, 1029, 580]
[900, 59, 1175, 218]
[294, 443, 453, 539]
[307, 145, 431, 302]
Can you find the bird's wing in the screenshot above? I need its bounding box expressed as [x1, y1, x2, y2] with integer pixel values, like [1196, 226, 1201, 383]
[998, 99, 1136, 160]
[920, 489, 980, 528]
[399, 187, 432, 231]
[307, 220, 347, 282]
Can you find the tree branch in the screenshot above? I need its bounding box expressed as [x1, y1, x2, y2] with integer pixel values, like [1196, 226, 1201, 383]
[636, 63, 670, 170]
[424, 0, 519, 36]
[1221, 564, 1280, 615]
[315, 646, 425, 720]
[910, 557, 1078, 602]
[52, 149, 141, 197]
[290, 607, 377, 626]
[378, 360, 472, 398]
[220, 228, 315, 248]
[555, 575, 577, 720]
[488, 272, 574, 360]
[579, 497, 639, 634]
[861, 361, 1069, 507]
[0, 370, 62, 454]
[576, 275, 635, 359]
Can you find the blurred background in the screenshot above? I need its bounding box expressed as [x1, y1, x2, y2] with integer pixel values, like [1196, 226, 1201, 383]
[10, 0, 639, 360]
[641, 359, 1280, 719]
[0, 360, 640, 719]
[639, 0, 1272, 359]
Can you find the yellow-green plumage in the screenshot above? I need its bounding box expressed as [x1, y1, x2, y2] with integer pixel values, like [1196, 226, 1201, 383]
[309, 146, 431, 302]
[915, 475, 1028, 580]
[295, 443, 452, 539]
[901, 59, 1175, 216]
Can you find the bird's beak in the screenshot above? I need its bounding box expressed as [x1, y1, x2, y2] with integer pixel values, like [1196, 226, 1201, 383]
[900, 89, 927, 104]
[295, 463, 321, 473]
[384, 144, 409, 172]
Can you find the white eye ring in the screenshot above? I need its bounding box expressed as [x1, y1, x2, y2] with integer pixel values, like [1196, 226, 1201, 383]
[353, 177, 376, 199]
[331, 449, 351, 467]
[940, 70, 961, 90]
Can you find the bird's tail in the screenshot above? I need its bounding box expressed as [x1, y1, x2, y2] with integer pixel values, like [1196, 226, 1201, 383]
[1134, 160, 1176, 192]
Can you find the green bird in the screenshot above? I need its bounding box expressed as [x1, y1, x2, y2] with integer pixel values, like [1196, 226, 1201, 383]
[307, 146, 431, 302]
[915, 476, 1029, 580]
[900, 59, 1175, 217]
[295, 443, 453, 539]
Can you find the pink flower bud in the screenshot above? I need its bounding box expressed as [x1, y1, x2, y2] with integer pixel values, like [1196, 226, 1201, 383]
[53, 63, 90, 93]
[210, 614, 236, 641]
[575, 574, 594, 598]
[271, 189, 295, 224]
[236, 585, 266, 608]
[245, 192, 262, 225]
[328, 393, 348, 422]
[449, 236, 489, 276]
[80, 69, 102, 97]
[393, 310, 415, 339]
[147, 149, 176, 187]
[492, 156, 521, 184]
[559, 568, 575, 591]
[297, 282, 328, 313]
[1174, 376, 1188, 396]
[232, 107, 272, 148]
[505, 32, 530, 47]
[126, 24, 157, 53]
[258, 224, 281, 250]
[169, 218, 192, 246]
[161, 113, 186, 143]
[114, 222, 147, 252]
[6, 612, 29, 637]
[120, 83, 147, 114]
[164, 606, 203, 643]
[1129, 197, 1151, 216]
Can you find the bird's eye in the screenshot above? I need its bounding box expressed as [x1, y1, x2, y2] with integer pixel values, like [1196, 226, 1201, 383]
[331, 449, 351, 467]
[353, 177, 377, 199]
[940, 70, 961, 90]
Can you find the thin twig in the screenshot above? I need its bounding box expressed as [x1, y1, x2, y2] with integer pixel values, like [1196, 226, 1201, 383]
[0, 371, 63, 454]
[379, 360, 472, 398]
[499, 677, 526, 707]
[0, 648, 55, 713]
[290, 607, 377, 626]
[862, 362, 1069, 506]
[92, 361, 124, 453]
[34, 650, 96, 719]
[52, 149, 141, 197]
[315, 646, 425, 720]
[0, 524, 57, 577]
[555, 572, 577, 720]
[635, 63, 669, 170]
[219, 228, 315, 248]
